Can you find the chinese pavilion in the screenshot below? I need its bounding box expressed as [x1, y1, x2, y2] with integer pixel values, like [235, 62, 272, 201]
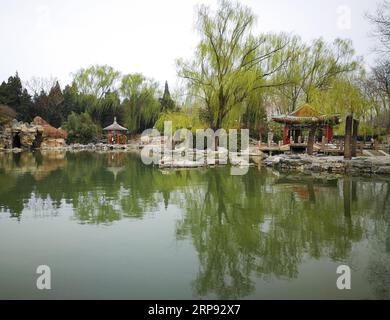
[272, 104, 340, 145]
[103, 117, 128, 144]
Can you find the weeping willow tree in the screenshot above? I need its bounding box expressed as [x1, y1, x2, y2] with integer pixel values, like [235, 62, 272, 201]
[177, 0, 290, 139]
[154, 110, 207, 134]
[72, 65, 123, 128]
[120, 73, 161, 134]
[84, 91, 123, 128]
[269, 37, 361, 115]
[309, 74, 378, 139]
[73, 65, 121, 99]
[310, 76, 367, 117]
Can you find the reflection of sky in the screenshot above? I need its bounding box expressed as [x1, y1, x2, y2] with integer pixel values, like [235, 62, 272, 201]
[0, 0, 380, 91]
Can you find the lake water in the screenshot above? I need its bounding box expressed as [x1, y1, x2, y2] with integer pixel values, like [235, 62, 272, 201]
[0, 151, 389, 300]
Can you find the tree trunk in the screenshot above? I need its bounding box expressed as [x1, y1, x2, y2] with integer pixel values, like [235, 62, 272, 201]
[307, 128, 316, 155]
[214, 135, 219, 152]
[344, 115, 353, 160]
[351, 119, 359, 157]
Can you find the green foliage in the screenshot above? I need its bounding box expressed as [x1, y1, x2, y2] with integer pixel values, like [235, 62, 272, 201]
[177, 0, 287, 130]
[0, 73, 33, 122]
[270, 37, 362, 115]
[241, 92, 268, 138]
[120, 73, 161, 134]
[0, 0, 389, 138]
[72, 65, 124, 128]
[73, 65, 121, 99]
[155, 111, 206, 133]
[310, 76, 369, 119]
[159, 81, 176, 112]
[63, 112, 99, 144]
[33, 81, 66, 127]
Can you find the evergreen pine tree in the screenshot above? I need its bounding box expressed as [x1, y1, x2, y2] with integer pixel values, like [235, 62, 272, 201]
[159, 81, 175, 112]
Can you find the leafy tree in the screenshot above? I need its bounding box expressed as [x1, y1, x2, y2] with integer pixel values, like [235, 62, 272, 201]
[63, 112, 99, 144]
[241, 91, 268, 139]
[270, 37, 361, 114]
[155, 111, 206, 133]
[177, 0, 289, 134]
[73, 65, 121, 99]
[120, 73, 160, 134]
[72, 65, 123, 128]
[86, 90, 122, 128]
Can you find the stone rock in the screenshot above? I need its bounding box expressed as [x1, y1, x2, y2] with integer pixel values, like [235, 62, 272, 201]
[261, 154, 390, 175]
[33, 117, 67, 139]
[376, 166, 390, 174]
[0, 117, 67, 150]
[41, 138, 67, 149]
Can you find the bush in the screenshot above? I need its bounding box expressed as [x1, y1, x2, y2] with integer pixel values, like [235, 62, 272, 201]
[63, 112, 98, 144]
[154, 112, 206, 134]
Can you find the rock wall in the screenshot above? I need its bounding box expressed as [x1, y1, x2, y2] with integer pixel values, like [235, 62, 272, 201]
[0, 117, 68, 150]
[0, 120, 44, 150]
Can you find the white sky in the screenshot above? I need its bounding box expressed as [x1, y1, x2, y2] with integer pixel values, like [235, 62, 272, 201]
[0, 0, 382, 91]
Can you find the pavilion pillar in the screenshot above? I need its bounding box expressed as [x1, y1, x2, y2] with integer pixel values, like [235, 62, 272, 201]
[283, 126, 288, 145]
[107, 131, 111, 144]
[325, 125, 333, 142]
[116, 130, 119, 144]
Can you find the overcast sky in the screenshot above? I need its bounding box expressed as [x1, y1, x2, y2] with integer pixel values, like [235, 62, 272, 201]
[0, 0, 382, 91]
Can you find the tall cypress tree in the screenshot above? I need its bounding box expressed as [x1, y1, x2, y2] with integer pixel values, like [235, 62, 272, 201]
[159, 81, 175, 112]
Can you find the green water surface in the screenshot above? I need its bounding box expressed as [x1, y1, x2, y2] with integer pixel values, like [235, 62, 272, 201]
[0, 151, 389, 299]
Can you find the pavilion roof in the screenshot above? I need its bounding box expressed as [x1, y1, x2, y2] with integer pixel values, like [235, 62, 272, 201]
[290, 104, 322, 117]
[272, 104, 340, 126]
[103, 117, 128, 131]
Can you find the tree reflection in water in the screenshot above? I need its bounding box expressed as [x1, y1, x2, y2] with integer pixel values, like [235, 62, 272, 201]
[0, 151, 389, 298]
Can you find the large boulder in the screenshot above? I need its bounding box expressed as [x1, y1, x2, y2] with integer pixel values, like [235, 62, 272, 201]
[32, 117, 67, 139]
[40, 138, 67, 149]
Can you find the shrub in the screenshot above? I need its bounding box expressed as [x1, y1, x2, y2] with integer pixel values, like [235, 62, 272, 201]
[63, 112, 98, 144]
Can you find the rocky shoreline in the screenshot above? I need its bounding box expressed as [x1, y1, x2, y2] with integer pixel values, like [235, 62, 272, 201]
[263, 154, 390, 175]
[2, 138, 390, 175]
[1, 142, 141, 153]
